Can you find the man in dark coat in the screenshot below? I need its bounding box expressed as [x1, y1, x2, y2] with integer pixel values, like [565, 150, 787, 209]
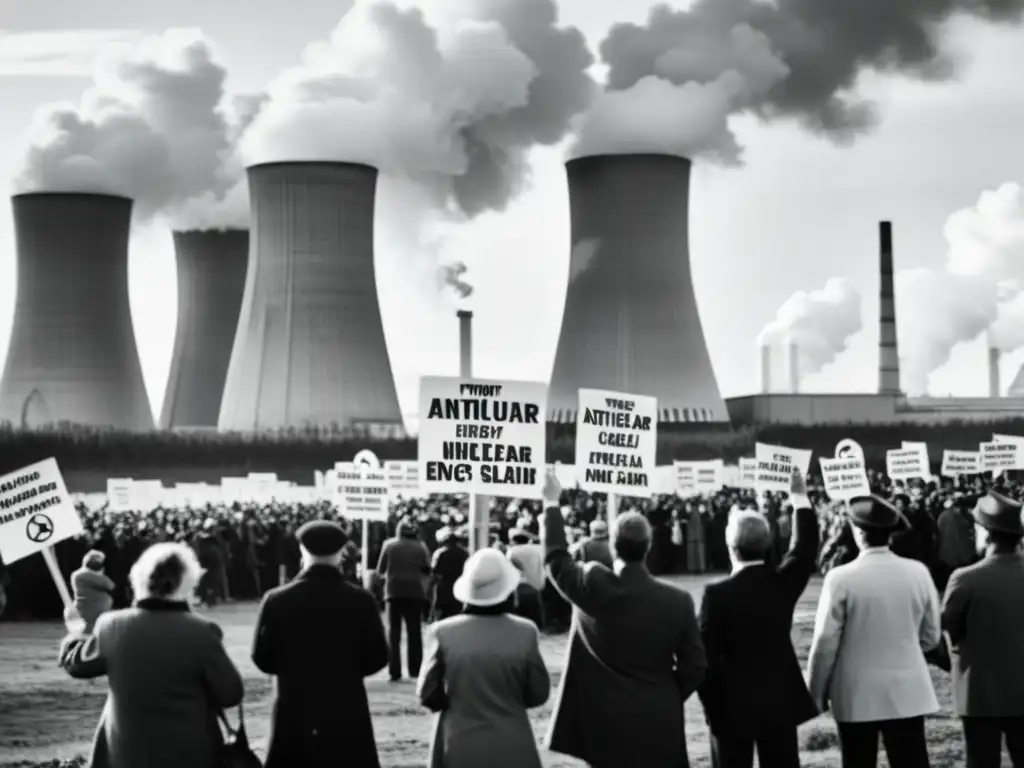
[697, 470, 820, 768]
[375, 517, 431, 681]
[541, 473, 707, 768]
[430, 527, 468, 622]
[942, 492, 1024, 767]
[252, 519, 389, 768]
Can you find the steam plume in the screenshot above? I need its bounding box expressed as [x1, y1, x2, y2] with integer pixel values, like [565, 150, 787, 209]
[241, 0, 594, 217]
[573, 0, 1024, 161]
[13, 29, 249, 227]
[757, 278, 863, 382]
[438, 261, 473, 299]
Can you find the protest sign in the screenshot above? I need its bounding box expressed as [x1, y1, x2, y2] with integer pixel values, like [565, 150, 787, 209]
[673, 460, 723, 497]
[650, 466, 676, 495]
[886, 445, 930, 481]
[574, 389, 657, 495]
[418, 376, 547, 498]
[333, 466, 390, 521]
[902, 441, 928, 451]
[980, 441, 1023, 474]
[0, 458, 82, 564]
[738, 458, 757, 489]
[106, 478, 133, 512]
[755, 443, 812, 493]
[941, 450, 981, 477]
[247, 472, 278, 503]
[384, 460, 420, 499]
[993, 434, 1024, 446]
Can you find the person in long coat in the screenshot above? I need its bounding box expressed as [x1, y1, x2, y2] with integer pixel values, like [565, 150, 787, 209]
[252, 519, 389, 768]
[417, 548, 550, 768]
[541, 474, 707, 768]
[942, 492, 1024, 767]
[58, 542, 244, 768]
[687, 503, 707, 574]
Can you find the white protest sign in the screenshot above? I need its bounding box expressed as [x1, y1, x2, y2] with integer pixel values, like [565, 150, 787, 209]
[941, 450, 982, 477]
[0, 458, 83, 564]
[333, 466, 390, 521]
[247, 472, 278, 503]
[738, 458, 757, 489]
[384, 460, 421, 499]
[902, 441, 928, 451]
[673, 460, 723, 497]
[755, 443, 812, 493]
[993, 434, 1024, 445]
[106, 478, 133, 512]
[886, 445, 930, 481]
[650, 465, 676, 495]
[418, 376, 547, 498]
[980, 441, 1023, 474]
[574, 388, 657, 495]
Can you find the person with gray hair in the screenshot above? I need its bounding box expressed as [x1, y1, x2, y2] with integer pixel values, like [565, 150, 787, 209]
[541, 472, 707, 768]
[58, 542, 244, 768]
[66, 549, 115, 633]
[697, 470, 820, 768]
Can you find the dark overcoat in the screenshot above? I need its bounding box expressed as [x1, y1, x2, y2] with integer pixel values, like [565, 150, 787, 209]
[59, 599, 244, 768]
[252, 564, 389, 768]
[542, 505, 707, 768]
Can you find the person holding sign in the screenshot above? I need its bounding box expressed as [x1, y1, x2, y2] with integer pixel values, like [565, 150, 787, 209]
[697, 469, 819, 768]
[540, 472, 707, 768]
[807, 496, 941, 768]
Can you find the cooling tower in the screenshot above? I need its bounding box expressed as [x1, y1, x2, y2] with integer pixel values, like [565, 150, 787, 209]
[548, 154, 728, 423]
[218, 162, 403, 432]
[160, 229, 249, 429]
[0, 193, 153, 430]
[988, 346, 1001, 398]
[878, 221, 901, 395]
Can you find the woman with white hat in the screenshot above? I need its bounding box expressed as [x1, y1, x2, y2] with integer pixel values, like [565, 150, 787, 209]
[417, 548, 550, 768]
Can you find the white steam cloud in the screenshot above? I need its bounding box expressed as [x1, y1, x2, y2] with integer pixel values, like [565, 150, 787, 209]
[756, 277, 863, 384]
[13, 28, 252, 228]
[241, 0, 594, 217]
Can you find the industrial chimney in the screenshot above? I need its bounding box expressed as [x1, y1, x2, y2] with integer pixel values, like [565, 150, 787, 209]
[988, 346, 1001, 398]
[218, 162, 403, 432]
[0, 193, 154, 430]
[457, 310, 473, 378]
[878, 221, 901, 395]
[547, 154, 729, 424]
[788, 341, 800, 394]
[160, 229, 249, 429]
[760, 346, 771, 394]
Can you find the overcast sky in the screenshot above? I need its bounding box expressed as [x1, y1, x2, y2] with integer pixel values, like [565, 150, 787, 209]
[1, 0, 1023, 426]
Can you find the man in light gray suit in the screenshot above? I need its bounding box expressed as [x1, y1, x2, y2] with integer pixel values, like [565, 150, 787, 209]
[807, 495, 941, 768]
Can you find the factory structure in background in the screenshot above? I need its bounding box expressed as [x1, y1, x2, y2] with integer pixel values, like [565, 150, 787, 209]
[0, 193, 154, 430]
[160, 229, 249, 430]
[547, 153, 729, 425]
[729, 220, 1024, 426]
[218, 161, 404, 436]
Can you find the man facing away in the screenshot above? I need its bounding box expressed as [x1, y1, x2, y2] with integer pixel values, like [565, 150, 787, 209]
[807, 495, 941, 768]
[942, 491, 1024, 768]
[430, 527, 468, 622]
[541, 472, 707, 768]
[934, 495, 976, 593]
[571, 520, 614, 568]
[506, 527, 546, 630]
[376, 517, 432, 682]
[68, 550, 116, 633]
[252, 519, 389, 768]
[698, 470, 820, 768]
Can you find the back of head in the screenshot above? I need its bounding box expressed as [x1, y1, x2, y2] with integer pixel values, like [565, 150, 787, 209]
[612, 512, 651, 563]
[725, 510, 772, 562]
[130, 542, 203, 603]
[83, 550, 106, 571]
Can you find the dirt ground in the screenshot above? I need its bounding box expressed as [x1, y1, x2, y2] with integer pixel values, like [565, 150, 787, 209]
[0, 575, 992, 767]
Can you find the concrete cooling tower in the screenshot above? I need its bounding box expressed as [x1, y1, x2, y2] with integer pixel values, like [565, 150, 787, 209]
[547, 153, 729, 424]
[0, 193, 153, 430]
[160, 229, 249, 429]
[218, 162, 403, 433]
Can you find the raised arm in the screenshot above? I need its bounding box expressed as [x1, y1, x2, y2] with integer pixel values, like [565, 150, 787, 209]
[542, 503, 605, 616]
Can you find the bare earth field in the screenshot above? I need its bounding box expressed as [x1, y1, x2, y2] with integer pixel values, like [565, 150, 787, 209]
[0, 575, 998, 767]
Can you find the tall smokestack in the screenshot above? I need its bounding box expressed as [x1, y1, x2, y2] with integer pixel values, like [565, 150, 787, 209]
[878, 221, 901, 395]
[0, 193, 154, 430]
[788, 341, 800, 394]
[457, 310, 473, 378]
[161, 229, 249, 429]
[218, 162, 403, 432]
[760, 346, 771, 394]
[989, 345, 1001, 398]
[548, 154, 728, 424]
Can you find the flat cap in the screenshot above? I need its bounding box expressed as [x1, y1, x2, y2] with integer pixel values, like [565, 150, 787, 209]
[296, 519, 348, 556]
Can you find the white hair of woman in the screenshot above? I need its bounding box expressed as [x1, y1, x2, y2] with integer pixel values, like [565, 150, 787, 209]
[129, 542, 204, 603]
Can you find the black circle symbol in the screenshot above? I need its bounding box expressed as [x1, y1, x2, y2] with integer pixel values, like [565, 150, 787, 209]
[26, 513, 54, 544]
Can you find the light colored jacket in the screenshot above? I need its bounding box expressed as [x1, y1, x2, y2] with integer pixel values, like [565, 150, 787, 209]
[417, 613, 550, 768]
[807, 547, 941, 722]
[71, 567, 115, 630]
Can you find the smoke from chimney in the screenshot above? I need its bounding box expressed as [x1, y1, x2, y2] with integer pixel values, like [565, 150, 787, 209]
[571, 1, 1024, 162]
[457, 310, 473, 378]
[788, 341, 800, 394]
[760, 346, 771, 394]
[878, 221, 901, 395]
[989, 345, 1001, 398]
[438, 261, 473, 300]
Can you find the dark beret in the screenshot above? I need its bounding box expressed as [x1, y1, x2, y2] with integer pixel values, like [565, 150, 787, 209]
[296, 519, 348, 556]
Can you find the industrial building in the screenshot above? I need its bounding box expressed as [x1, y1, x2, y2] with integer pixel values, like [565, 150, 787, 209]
[0, 192, 154, 430]
[160, 229, 249, 430]
[547, 153, 729, 424]
[218, 162, 404, 435]
[727, 221, 1024, 426]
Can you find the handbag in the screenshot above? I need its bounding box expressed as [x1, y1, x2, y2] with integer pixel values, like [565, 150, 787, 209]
[218, 701, 263, 768]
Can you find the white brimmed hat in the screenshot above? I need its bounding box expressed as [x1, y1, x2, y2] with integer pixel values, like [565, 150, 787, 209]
[452, 549, 521, 607]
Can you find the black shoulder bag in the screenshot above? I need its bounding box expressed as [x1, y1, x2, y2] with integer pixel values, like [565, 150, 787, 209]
[218, 702, 262, 768]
